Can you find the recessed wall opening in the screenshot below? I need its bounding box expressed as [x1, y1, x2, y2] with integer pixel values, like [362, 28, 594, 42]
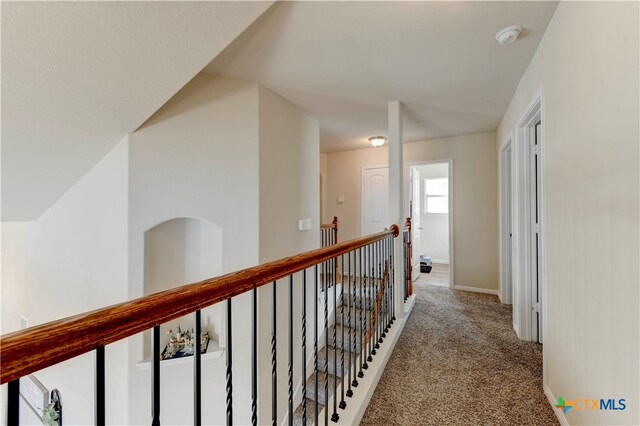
[143, 217, 223, 359]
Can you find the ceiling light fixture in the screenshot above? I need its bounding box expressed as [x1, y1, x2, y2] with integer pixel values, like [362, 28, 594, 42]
[369, 136, 387, 147]
[495, 25, 522, 46]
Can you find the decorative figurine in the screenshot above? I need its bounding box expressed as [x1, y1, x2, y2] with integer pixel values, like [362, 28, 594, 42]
[161, 325, 209, 360]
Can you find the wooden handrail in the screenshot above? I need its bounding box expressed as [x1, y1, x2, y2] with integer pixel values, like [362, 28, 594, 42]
[0, 224, 399, 384]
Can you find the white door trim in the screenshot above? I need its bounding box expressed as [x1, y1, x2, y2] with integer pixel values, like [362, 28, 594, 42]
[361, 164, 390, 236]
[407, 159, 454, 290]
[513, 88, 546, 349]
[499, 135, 513, 307]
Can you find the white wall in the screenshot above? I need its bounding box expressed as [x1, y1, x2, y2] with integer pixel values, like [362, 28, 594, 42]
[1, 138, 130, 425]
[128, 74, 260, 425]
[415, 163, 449, 263]
[496, 2, 639, 424]
[257, 86, 320, 424]
[320, 153, 328, 224]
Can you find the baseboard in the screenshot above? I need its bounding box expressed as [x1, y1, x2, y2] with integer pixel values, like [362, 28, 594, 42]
[453, 285, 499, 296]
[544, 384, 569, 426]
[430, 259, 449, 265]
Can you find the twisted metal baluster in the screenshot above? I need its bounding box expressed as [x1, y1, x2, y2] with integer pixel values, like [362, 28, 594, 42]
[272, 282, 277, 426]
[226, 299, 233, 426]
[301, 270, 307, 425]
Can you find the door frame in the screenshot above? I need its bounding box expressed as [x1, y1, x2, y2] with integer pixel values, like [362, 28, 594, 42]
[499, 135, 513, 306]
[513, 88, 546, 346]
[361, 164, 390, 237]
[407, 159, 454, 290]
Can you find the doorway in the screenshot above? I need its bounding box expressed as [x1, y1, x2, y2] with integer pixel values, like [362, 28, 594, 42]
[500, 137, 513, 308]
[409, 160, 453, 289]
[511, 89, 545, 344]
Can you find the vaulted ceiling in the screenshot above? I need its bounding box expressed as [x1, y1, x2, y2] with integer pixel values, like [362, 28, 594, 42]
[1, 1, 272, 221]
[2, 1, 559, 221]
[205, 1, 558, 152]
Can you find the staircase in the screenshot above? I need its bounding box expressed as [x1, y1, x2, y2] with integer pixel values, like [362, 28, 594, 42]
[293, 272, 388, 425]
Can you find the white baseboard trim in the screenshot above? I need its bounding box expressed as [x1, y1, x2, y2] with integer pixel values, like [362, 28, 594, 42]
[544, 384, 569, 426]
[453, 285, 499, 296]
[430, 259, 449, 265]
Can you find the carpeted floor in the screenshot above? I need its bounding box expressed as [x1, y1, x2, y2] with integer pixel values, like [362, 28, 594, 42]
[361, 281, 558, 425]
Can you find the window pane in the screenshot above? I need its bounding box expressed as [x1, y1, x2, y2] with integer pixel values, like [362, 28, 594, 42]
[427, 195, 448, 214]
[425, 178, 448, 196]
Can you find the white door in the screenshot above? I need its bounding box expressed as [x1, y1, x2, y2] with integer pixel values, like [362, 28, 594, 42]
[410, 168, 421, 281]
[362, 167, 389, 236]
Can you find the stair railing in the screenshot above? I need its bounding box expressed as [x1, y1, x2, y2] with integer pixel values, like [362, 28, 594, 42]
[320, 216, 338, 248]
[403, 217, 413, 301]
[320, 216, 339, 289]
[1, 223, 399, 426]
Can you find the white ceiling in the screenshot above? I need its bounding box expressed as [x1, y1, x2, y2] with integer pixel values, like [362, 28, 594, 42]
[205, 1, 558, 153]
[1, 1, 273, 221]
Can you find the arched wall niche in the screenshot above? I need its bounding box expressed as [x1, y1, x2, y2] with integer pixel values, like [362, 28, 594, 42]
[143, 217, 223, 357]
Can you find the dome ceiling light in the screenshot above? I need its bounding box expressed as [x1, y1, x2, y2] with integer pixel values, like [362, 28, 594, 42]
[369, 136, 387, 147]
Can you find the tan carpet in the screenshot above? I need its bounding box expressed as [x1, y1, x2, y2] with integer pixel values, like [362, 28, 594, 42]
[360, 281, 558, 425]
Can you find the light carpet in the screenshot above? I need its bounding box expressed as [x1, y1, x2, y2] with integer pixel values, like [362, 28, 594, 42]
[360, 281, 558, 425]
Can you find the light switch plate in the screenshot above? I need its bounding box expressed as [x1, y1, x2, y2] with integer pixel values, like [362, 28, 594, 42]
[298, 219, 312, 231]
[337, 195, 345, 204]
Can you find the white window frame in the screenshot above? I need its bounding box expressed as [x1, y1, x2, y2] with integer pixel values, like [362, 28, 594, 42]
[424, 177, 449, 216]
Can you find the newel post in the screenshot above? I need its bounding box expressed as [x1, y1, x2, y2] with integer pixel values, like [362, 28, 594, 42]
[332, 216, 338, 244]
[405, 217, 413, 297]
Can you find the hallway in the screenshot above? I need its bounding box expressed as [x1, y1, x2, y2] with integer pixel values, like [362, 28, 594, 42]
[361, 280, 558, 425]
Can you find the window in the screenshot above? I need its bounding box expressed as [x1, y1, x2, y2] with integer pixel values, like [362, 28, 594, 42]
[424, 177, 448, 215]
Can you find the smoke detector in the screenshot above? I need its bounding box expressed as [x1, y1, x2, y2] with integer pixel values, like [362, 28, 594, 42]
[495, 25, 522, 45]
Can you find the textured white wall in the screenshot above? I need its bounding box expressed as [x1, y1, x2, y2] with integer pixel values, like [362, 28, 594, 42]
[496, 2, 639, 424]
[1, 137, 130, 424]
[128, 75, 261, 425]
[257, 86, 320, 424]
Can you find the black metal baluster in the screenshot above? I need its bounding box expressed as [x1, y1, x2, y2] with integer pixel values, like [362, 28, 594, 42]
[383, 237, 389, 336]
[339, 254, 346, 410]
[386, 236, 393, 331]
[374, 241, 380, 353]
[271, 281, 277, 426]
[96, 345, 105, 426]
[378, 240, 383, 345]
[324, 259, 329, 426]
[367, 244, 373, 364]
[357, 246, 364, 379]
[194, 310, 202, 426]
[346, 251, 354, 397]
[314, 266, 319, 426]
[301, 270, 307, 426]
[152, 325, 160, 426]
[226, 299, 233, 426]
[7, 379, 19, 426]
[289, 275, 294, 426]
[391, 235, 396, 323]
[252, 287, 258, 426]
[331, 255, 339, 422]
[373, 241, 378, 350]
